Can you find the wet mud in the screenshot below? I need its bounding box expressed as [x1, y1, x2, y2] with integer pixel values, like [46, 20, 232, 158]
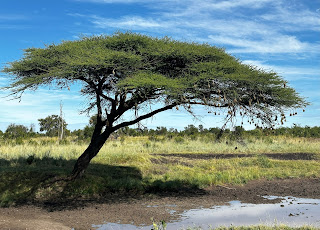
[1, 178, 320, 229]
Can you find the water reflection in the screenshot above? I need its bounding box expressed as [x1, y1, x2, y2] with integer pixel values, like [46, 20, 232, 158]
[93, 196, 320, 230]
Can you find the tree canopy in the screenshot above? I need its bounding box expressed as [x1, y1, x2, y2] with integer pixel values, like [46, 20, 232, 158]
[2, 32, 308, 178]
[4, 124, 30, 139]
[38, 115, 68, 137]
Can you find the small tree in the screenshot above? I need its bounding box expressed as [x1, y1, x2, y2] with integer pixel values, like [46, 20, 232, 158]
[4, 123, 29, 139]
[38, 115, 68, 137]
[2, 32, 308, 178]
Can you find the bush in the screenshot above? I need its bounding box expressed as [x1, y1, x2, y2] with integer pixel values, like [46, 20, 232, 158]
[174, 136, 184, 143]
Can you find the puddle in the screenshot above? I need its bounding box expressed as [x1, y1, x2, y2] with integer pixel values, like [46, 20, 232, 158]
[93, 196, 320, 230]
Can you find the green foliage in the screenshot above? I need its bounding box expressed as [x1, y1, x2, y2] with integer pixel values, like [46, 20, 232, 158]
[2, 32, 308, 131]
[184, 125, 199, 135]
[255, 155, 274, 168]
[4, 123, 34, 140]
[116, 125, 320, 140]
[38, 115, 68, 137]
[174, 136, 185, 143]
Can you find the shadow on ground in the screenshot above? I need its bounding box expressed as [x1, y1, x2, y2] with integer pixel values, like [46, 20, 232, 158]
[0, 156, 205, 211]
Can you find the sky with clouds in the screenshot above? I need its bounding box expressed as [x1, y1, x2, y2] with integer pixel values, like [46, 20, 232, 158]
[0, 0, 319, 131]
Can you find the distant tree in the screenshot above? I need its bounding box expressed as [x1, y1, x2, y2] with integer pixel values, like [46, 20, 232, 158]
[209, 127, 220, 135]
[2, 32, 308, 178]
[84, 114, 99, 139]
[72, 115, 100, 140]
[198, 124, 204, 133]
[184, 125, 199, 135]
[38, 115, 68, 137]
[155, 126, 168, 135]
[4, 124, 29, 139]
[233, 126, 245, 137]
[82, 125, 94, 139]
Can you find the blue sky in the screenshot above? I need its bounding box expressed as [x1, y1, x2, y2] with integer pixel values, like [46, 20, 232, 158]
[0, 0, 319, 131]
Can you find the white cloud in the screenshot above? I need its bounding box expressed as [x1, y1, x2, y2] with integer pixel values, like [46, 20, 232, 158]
[261, 5, 320, 32]
[199, 0, 273, 10]
[0, 86, 86, 130]
[209, 34, 315, 54]
[71, 0, 320, 55]
[91, 16, 166, 29]
[75, 0, 273, 9]
[75, 0, 147, 3]
[242, 60, 320, 82]
[83, 13, 318, 54]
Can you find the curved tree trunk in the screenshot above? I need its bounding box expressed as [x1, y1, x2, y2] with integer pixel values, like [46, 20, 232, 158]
[71, 133, 110, 179]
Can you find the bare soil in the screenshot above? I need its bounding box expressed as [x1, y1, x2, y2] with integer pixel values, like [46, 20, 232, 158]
[0, 178, 319, 230]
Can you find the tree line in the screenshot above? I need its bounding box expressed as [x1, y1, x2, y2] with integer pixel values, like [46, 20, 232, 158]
[114, 124, 320, 139]
[0, 115, 69, 140]
[1, 114, 319, 141]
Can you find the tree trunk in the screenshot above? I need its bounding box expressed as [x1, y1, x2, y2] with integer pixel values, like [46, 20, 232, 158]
[71, 133, 110, 179]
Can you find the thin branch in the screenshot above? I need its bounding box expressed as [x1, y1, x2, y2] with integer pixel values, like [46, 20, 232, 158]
[112, 103, 178, 131]
[188, 101, 230, 108]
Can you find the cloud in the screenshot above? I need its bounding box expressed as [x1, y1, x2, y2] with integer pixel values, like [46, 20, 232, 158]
[242, 60, 320, 76]
[0, 85, 86, 129]
[74, 0, 148, 3]
[87, 12, 318, 54]
[0, 14, 27, 21]
[70, 0, 320, 55]
[209, 34, 317, 54]
[261, 4, 320, 32]
[0, 14, 29, 30]
[74, 0, 273, 9]
[91, 15, 166, 29]
[197, 0, 274, 11]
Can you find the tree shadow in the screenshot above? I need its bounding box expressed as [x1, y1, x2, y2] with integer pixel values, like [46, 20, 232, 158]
[0, 156, 204, 211]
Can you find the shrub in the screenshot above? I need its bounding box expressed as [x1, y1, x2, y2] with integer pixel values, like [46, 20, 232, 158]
[174, 136, 184, 143]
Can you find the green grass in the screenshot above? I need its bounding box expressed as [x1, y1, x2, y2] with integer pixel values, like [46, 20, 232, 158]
[0, 136, 319, 206]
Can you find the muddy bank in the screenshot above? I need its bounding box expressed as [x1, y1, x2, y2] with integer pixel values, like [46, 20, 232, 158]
[0, 178, 319, 230]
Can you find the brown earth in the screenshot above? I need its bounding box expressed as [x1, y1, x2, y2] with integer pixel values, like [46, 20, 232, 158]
[0, 178, 319, 230]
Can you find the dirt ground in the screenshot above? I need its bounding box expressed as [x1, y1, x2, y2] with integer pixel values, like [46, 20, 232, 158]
[0, 178, 319, 230]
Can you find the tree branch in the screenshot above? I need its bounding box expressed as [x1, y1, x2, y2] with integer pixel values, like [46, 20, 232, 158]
[188, 101, 230, 107]
[112, 103, 177, 131]
[100, 93, 116, 103]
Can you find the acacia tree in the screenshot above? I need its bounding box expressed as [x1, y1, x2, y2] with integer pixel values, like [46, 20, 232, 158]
[2, 32, 308, 178]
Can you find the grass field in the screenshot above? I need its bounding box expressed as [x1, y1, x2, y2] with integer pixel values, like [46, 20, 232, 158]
[0, 135, 319, 206]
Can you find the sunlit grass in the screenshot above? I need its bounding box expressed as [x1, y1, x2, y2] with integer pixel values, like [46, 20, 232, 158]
[0, 135, 319, 206]
[1, 136, 319, 161]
